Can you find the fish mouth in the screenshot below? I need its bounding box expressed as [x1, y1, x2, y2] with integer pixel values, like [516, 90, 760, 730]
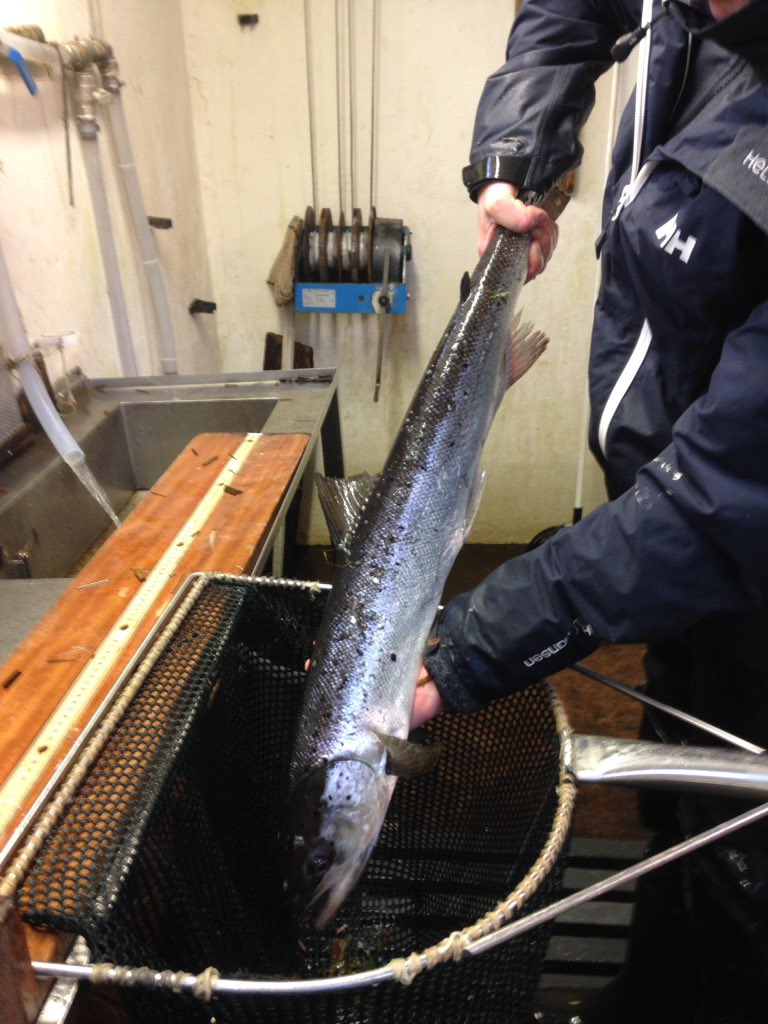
[307, 828, 381, 929]
[285, 757, 393, 930]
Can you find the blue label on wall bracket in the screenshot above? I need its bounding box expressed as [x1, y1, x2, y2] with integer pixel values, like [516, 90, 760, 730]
[295, 283, 408, 315]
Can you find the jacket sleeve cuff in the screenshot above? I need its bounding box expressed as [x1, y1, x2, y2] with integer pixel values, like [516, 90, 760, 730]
[423, 638, 489, 714]
[462, 152, 532, 201]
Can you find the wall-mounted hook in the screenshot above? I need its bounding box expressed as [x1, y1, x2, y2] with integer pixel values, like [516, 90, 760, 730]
[189, 299, 217, 315]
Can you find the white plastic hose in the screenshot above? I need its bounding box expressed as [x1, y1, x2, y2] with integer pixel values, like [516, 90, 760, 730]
[0, 28, 56, 65]
[0, 242, 84, 467]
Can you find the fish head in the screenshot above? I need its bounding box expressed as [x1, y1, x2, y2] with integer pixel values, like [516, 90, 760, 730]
[285, 755, 392, 929]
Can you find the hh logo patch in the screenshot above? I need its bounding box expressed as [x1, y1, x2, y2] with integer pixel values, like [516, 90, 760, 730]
[655, 213, 697, 263]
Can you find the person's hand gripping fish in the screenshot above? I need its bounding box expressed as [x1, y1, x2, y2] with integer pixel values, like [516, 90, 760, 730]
[477, 181, 559, 279]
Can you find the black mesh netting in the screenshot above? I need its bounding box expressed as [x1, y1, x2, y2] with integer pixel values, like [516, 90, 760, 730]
[17, 576, 569, 1023]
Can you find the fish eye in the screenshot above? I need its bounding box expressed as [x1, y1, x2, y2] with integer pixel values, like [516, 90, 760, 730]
[306, 838, 334, 880]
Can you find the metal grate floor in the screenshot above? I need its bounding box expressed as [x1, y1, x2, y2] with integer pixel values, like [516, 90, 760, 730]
[535, 836, 643, 1019]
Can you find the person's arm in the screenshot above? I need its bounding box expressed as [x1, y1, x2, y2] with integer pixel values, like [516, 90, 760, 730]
[464, 0, 635, 199]
[468, 2, 634, 265]
[423, 299, 768, 713]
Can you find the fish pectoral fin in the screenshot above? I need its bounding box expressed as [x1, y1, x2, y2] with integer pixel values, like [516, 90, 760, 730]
[315, 472, 380, 551]
[375, 731, 442, 779]
[505, 311, 549, 389]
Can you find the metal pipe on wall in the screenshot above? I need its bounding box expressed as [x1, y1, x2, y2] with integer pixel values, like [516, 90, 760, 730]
[301, 1, 380, 216]
[101, 59, 178, 374]
[303, 0, 319, 212]
[74, 65, 139, 377]
[369, 0, 379, 211]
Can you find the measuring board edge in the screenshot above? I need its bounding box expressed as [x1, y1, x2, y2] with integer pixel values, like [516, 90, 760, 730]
[0, 433, 262, 837]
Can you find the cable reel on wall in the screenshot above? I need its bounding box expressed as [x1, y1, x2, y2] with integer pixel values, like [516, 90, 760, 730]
[295, 206, 411, 315]
[295, 206, 411, 401]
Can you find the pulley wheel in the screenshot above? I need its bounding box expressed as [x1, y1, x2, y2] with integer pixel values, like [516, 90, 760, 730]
[318, 208, 333, 283]
[350, 208, 362, 283]
[336, 211, 345, 282]
[367, 208, 376, 284]
[301, 205, 315, 280]
[371, 217, 404, 284]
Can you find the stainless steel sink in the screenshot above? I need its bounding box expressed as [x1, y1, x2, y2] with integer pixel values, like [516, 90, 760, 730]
[0, 369, 343, 581]
[118, 398, 276, 486]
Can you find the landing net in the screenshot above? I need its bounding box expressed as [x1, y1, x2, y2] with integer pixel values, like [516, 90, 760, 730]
[14, 575, 574, 1023]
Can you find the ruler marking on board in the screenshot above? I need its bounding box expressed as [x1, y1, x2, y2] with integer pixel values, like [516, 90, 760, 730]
[0, 433, 262, 836]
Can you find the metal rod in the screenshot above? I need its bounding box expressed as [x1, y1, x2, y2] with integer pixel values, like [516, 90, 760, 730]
[55, 48, 75, 207]
[303, 0, 318, 212]
[373, 248, 390, 402]
[570, 661, 765, 755]
[369, 0, 378, 210]
[465, 798, 768, 959]
[30, 957, 394, 997]
[347, 0, 356, 210]
[335, 0, 345, 214]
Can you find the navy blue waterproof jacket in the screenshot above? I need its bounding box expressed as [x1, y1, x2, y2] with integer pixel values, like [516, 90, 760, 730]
[425, 0, 768, 713]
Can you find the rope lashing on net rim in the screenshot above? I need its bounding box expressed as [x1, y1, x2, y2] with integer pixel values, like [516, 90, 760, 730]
[28, 740, 578, 999]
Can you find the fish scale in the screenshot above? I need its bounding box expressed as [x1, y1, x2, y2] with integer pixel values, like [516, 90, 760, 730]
[285, 225, 548, 929]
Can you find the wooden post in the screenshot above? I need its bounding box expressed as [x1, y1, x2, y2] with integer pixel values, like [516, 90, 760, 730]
[0, 897, 40, 1023]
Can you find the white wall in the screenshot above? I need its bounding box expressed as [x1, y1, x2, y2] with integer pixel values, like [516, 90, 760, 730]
[0, 1, 628, 544]
[0, 0, 217, 380]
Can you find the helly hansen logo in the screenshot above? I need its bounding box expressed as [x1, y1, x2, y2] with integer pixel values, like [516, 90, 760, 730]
[523, 638, 569, 668]
[743, 150, 768, 183]
[655, 213, 697, 264]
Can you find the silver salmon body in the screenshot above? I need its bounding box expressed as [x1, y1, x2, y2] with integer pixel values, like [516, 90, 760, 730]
[285, 227, 548, 929]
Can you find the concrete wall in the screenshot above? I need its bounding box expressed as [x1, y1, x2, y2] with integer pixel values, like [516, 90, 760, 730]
[0, 1, 635, 545]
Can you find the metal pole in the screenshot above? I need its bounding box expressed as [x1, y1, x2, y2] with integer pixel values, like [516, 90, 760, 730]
[570, 662, 765, 755]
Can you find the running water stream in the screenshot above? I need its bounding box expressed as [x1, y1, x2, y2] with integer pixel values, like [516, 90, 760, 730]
[68, 456, 120, 529]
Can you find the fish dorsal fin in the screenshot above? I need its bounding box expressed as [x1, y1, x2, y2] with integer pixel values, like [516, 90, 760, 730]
[505, 312, 549, 390]
[459, 270, 471, 303]
[315, 472, 379, 551]
[375, 730, 442, 779]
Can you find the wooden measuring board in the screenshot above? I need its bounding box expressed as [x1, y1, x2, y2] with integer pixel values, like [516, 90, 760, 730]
[0, 431, 308, 875]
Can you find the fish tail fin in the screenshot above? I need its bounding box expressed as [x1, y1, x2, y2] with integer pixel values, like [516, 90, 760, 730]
[315, 472, 379, 551]
[506, 311, 549, 388]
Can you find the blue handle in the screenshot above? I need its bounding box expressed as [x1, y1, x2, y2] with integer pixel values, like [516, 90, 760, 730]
[1, 44, 38, 96]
